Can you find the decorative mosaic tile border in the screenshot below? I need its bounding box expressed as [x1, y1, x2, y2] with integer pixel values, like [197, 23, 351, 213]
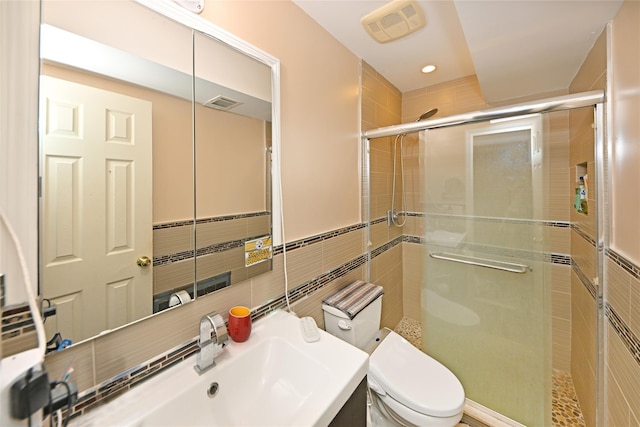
[252, 254, 368, 320]
[44, 215, 640, 422]
[402, 235, 572, 267]
[152, 211, 270, 230]
[67, 340, 200, 421]
[460, 242, 570, 266]
[372, 236, 403, 258]
[153, 212, 272, 267]
[151, 219, 194, 230]
[195, 211, 270, 225]
[606, 302, 640, 367]
[605, 247, 640, 369]
[1, 274, 5, 309]
[154, 234, 272, 267]
[1, 303, 35, 343]
[63, 252, 372, 420]
[571, 259, 598, 301]
[571, 227, 640, 370]
[2, 303, 32, 331]
[409, 211, 572, 229]
[153, 249, 195, 267]
[607, 247, 640, 280]
[571, 223, 598, 247]
[404, 212, 572, 265]
[196, 234, 271, 258]
[272, 222, 367, 257]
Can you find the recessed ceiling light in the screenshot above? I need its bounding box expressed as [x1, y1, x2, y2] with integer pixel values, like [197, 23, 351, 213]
[421, 64, 437, 74]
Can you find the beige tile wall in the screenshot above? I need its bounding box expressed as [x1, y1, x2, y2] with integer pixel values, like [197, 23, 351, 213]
[606, 323, 640, 426]
[571, 266, 597, 427]
[153, 214, 272, 296]
[402, 75, 489, 123]
[362, 60, 405, 329]
[363, 61, 404, 221]
[0, 305, 38, 358]
[546, 109, 572, 373]
[552, 263, 572, 372]
[401, 242, 424, 321]
[371, 244, 404, 329]
[362, 61, 402, 131]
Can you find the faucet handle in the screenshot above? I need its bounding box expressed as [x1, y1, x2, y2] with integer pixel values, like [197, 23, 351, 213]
[201, 312, 229, 348]
[212, 313, 228, 348]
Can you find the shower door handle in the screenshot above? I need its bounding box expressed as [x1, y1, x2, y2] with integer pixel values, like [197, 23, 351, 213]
[429, 252, 530, 274]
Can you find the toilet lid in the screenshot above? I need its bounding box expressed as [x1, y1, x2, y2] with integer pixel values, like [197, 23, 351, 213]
[369, 331, 465, 418]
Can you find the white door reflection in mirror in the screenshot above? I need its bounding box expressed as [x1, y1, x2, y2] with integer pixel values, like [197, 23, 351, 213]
[40, 76, 153, 344]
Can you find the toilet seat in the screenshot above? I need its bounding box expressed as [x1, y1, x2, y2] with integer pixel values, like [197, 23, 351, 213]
[371, 391, 463, 427]
[369, 331, 465, 418]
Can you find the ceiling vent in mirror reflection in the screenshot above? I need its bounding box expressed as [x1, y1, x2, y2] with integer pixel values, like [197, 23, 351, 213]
[204, 96, 243, 111]
[173, 0, 204, 14]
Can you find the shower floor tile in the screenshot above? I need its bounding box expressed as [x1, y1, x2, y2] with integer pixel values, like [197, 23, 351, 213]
[551, 369, 586, 427]
[393, 317, 585, 427]
[393, 316, 423, 349]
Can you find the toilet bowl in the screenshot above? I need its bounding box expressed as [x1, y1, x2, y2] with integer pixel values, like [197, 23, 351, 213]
[322, 280, 465, 427]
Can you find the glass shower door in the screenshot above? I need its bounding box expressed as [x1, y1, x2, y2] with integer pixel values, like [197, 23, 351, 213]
[421, 115, 551, 426]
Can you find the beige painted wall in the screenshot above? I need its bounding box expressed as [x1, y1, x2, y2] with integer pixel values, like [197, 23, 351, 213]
[606, 1, 640, 424]
[195, 107, 267, 218]
[199, 0, 362, 242]
[610, 0, 640, 264]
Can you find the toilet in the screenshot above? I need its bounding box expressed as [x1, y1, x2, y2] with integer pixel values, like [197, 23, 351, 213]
[322, 280, 465, 427]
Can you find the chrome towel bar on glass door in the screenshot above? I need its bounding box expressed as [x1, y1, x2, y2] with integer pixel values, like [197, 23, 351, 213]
[429, 252, 530, 274]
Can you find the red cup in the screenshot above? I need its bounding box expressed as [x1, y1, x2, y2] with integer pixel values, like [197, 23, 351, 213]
[228, 306, 252, 342]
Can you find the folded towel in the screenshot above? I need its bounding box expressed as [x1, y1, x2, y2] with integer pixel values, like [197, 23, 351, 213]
[323, 280, 384, 319]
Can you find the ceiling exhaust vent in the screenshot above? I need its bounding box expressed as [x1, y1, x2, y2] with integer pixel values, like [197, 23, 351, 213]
[203, 96, 243, 111]
[361, 0, 426, 44]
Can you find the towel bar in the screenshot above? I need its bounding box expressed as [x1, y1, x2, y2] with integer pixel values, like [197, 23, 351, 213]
[429, 252, 530, 274]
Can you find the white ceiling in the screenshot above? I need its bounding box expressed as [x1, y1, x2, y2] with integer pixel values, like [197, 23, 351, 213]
[292, 0, 622, 103]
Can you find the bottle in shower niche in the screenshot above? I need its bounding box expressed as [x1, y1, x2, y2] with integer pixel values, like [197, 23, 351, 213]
[574, 185, 583, 213]
[579, 175, 588, 214]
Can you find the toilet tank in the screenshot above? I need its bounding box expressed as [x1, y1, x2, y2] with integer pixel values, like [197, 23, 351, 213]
[322, 295, 382, 351]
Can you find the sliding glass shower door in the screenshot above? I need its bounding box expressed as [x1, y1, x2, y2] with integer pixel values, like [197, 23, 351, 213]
[421, 114, 552, 426]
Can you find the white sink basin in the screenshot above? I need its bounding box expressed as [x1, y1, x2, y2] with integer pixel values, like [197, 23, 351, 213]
[72, 310, 368, 427]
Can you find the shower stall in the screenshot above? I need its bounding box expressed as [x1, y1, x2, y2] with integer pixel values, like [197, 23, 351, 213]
[363, 91, 606, 426]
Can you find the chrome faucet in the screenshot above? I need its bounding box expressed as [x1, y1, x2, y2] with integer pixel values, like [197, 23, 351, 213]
[194, 312, 229, 375]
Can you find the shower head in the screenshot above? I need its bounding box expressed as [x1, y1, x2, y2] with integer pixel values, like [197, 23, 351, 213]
[415, 108, 438, 121]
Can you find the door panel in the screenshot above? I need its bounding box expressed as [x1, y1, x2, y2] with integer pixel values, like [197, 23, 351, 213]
[40, 76, 153, 343]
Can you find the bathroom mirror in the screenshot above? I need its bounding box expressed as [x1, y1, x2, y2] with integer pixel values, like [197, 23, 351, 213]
[38, 0, 278, 346]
